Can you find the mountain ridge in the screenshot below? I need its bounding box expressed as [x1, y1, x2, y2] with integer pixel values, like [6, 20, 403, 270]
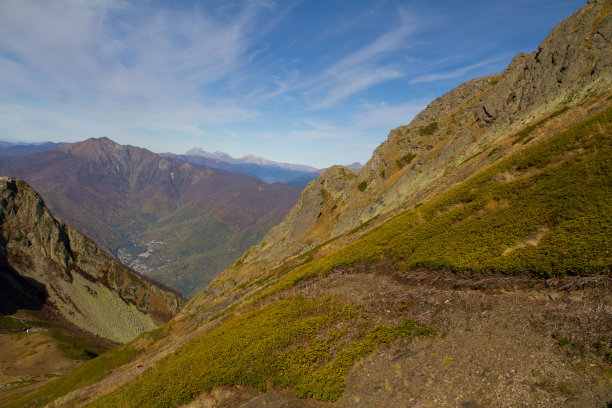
[0, 177, 184, 343]
[0, 137, 301, 297]
[6, 2, 612, 407]
[184, 147, 319, 172]
[171, 148, 363, 187]
[216, 0, 611, 282]
[0, 140, 66, 159]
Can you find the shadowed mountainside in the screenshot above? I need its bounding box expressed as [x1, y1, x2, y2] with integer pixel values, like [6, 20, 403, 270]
[0, 178, 184, 343]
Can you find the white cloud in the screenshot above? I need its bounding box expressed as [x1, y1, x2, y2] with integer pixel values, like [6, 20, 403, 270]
[354, 101, 426, 129]
[290, 119, 358, 142]
[0, 0, 269, 126]
[409, 56, 506, 84]
[323, 24, 414, 77]
[304, 15, 416, 110]
[309, 67, 403, 110]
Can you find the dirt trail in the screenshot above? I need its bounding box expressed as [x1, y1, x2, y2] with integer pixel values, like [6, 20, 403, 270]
[186, 267, 612, 408]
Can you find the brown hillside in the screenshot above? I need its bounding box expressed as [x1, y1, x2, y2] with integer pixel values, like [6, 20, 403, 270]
[0, 137, 301, 296]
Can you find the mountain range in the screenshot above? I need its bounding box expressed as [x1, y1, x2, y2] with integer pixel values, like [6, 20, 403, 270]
[0, 138, 301, 297]
[164, 148, 362, 187]
[0, 141, 66, 159]
[1, 1, 611, 407]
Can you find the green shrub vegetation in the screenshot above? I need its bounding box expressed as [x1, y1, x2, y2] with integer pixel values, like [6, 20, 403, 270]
[265, 106, 612, 295]
[48, 331, 108, 361]
[513, 124, 539, 144]
[418, 121, 438, 136]
[488, 146, 502, 157]
[90, 295, 434, 407]
[396, 153, 417, 168]
[5, 343, 142, 408]
[357, 181, 368, 192]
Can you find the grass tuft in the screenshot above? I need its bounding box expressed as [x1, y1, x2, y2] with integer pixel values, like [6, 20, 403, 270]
[396, 153, 417, 169]
[418, 121, 438, 136]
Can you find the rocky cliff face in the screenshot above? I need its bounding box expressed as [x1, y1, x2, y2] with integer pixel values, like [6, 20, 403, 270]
[221, 0, 612, 279]
[0, 178, 184, 343]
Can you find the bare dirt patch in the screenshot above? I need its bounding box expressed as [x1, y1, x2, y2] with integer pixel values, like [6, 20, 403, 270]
[214, 263, 611, 407]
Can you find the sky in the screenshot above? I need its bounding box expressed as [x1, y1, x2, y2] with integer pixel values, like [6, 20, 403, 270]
[0, 0, 584, 168]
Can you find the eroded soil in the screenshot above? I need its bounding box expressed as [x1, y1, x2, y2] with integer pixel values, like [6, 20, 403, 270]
[184, 265, 611, 407]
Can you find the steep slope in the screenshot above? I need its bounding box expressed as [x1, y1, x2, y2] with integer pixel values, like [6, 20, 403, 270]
[7, 2, 612, 407]
[29, 89, 612, 408]
[0, 178, 184, 343]
[0, 138, 301, 297]
[222, 0, 611, 281]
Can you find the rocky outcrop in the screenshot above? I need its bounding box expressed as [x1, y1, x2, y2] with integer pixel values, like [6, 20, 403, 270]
[482, 1, 612, 125]
[0, 178, 185, 343]
[215, 0, 612, 281]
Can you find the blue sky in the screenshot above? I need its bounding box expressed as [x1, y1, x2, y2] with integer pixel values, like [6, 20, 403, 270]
[0, 0, 584, 168]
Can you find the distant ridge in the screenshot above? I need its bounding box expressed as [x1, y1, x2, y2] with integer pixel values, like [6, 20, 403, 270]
[185, 147, 319, 172]
[0, 137, 301, 297]
[0, 140, 65, 158]
[168, 148, 362, 187]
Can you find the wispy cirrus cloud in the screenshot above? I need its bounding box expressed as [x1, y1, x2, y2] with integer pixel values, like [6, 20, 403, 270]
[305, 12, 417, 110]
[0, 0, 276, 126]
[354, 101, 427, 129]
[409, 56, 508, 84]
[308, 67, 403, 110]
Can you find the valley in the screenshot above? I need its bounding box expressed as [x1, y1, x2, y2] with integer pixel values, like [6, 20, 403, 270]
[0, 178, 184, 403]
[0, 138, 302, 297]
[0, 0, 610, 407]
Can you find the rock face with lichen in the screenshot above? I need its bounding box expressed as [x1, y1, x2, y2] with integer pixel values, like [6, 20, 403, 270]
[0, 177, 185, 343]
[209, 0, 612, 291]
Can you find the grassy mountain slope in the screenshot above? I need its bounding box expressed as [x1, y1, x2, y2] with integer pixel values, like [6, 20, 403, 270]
[0, 138, 301, 297]
[0, 314, 116, 404]
[0, 178, 184, 343]
[262, 105, 611, 296]
[16, 90, 612, 408]
[7, 2, 612, 406]
[221, 0, 611, 279]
